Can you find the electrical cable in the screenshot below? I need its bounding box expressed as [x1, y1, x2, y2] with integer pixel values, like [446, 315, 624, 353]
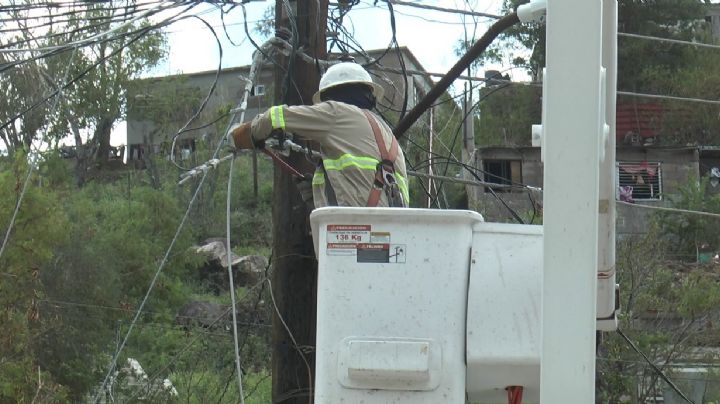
[169, 14, 225, 170]
[0, 46, 78, 267]
[0, 1, 196, 74]
[0, 23, 157, 134]
[377, 0, 409, 121]
[617, 328, 695, 404]
[120, 305, 236, 403]
[93, 66, 241, 402]
[428, 81, 519, 212]
[406, 170, 532, 191]
[92, 163, 211, 404]
[225, 132, 245, 404]
[0, 1, 170, 53]
[386, 0, 502, 20]
[97, 35, 276, 402]
[619, 31, 720, 51]
[218, 3, 244, 46]
[618, 90, 720, 106]
[0, 2, 199, 134]
[0, 3, 164, 51]
[279, 0, 300, 103]
[617, 200, 720, 219]
[38, 298, 270, 329]
[393, 11, 520, 139]
[241, 3, 288, 83]
[0, 1, 163, 40]
[266, 276, 314, 404]
[120, 275, 272, 403]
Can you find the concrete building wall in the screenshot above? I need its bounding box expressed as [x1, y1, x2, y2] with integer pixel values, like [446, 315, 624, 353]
[126, 66, 273, 151]
[475, 146, 703, 235]
[707, 4, 720, 41]
[126, 48, 434, 160]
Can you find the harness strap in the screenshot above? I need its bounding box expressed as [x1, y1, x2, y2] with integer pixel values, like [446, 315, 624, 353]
[362, 110, 400, 207]
[320, 163, 339, 206]
[362, 110, 398, 163]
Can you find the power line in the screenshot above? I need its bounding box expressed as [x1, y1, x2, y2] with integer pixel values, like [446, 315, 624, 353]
[618, 200, 720, 219]
[0, 1, 197, 73]
[617, 328, 695, 404]
[0, 46, 78, 268]
[94, 34, 274, 403]
[0, 1, 171, 53]
[619, 31, 720, 51]
[122, 271, 272, 403]
[618, 90, 720, 106]
[0, 2, 165, 49]
[385, 0, 502, 20]
[38, 298, 270, 328]
[0, 1, 163, 36]
[407, 169, 540, 192]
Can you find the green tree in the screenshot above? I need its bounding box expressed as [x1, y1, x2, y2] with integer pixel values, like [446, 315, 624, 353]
[596, 179, 720, 402]
[459, 0, 713, 147]
[0, 154, 70, 402]
[597, 228, 720, 402]
[0, 1, 166, 185]
[654, 176, 720, 259]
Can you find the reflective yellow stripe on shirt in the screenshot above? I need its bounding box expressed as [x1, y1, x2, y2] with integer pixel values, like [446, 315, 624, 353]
[397, 174, 410, 204]
[312, 171, 325, 186]
[320, 153, 411, 204]
[322, 154, 379, 171]
[270, 106, 285, 130]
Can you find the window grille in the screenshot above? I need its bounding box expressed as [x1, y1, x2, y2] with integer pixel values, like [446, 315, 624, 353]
[482, 159, 522, 192]
[616, 162, 662, 201]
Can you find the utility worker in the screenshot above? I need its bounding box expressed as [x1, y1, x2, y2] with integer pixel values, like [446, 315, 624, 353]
[230, 62, 409, 208]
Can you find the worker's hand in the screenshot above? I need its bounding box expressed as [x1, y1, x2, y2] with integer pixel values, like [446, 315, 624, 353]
[230, 122, 254, 150]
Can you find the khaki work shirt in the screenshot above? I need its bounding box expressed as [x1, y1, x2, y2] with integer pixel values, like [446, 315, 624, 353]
[250, 101, 409, 208]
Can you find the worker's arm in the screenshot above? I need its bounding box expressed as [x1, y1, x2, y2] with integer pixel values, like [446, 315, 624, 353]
[230, 122, 254, 149]
[249, 102, 340, 143]
[231, 102, 340, 150]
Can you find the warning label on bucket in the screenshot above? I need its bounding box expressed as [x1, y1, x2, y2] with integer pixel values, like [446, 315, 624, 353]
[327, 224, 370, 244]
[326, 224, 370, 256]
[357, 243, 390, 263]
[325, 225, 403, 263]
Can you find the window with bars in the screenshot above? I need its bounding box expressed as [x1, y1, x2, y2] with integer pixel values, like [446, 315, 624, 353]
[616, 162, 662, 201]
[252, 84, 266, 96]
[482, 159, 522, 192]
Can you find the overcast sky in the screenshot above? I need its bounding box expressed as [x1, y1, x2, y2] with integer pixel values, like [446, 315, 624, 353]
[158, 0, 506, 76]
[116, 0, 511, 145]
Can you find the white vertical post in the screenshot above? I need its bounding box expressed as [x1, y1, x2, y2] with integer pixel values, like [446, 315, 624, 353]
[541, 0, 604, 402]
[598, 0, 618, 323]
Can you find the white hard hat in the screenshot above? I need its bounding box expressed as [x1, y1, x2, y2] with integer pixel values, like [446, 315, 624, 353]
[312, 62, 384, 104]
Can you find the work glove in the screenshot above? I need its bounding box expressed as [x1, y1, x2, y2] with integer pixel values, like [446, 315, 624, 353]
[230, 122, 254, 150]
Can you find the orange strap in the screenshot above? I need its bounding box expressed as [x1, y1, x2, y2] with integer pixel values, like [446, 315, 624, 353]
[362, 110, 399, 207]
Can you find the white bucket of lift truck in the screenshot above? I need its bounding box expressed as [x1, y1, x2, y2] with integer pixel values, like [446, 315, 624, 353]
[310, 207, 483, 404]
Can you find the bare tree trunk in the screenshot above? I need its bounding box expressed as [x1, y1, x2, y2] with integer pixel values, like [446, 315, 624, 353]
[94, 116, 114, 167]
[67, 116, 88, 187]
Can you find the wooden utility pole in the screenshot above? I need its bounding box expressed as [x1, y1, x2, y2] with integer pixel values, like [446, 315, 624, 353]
[272, 1, 328, 404]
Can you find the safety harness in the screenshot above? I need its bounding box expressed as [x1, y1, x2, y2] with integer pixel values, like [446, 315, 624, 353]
[318, 110, 405, 207]
[263, 105, 406, 208]
[361, 110, 405, 207]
